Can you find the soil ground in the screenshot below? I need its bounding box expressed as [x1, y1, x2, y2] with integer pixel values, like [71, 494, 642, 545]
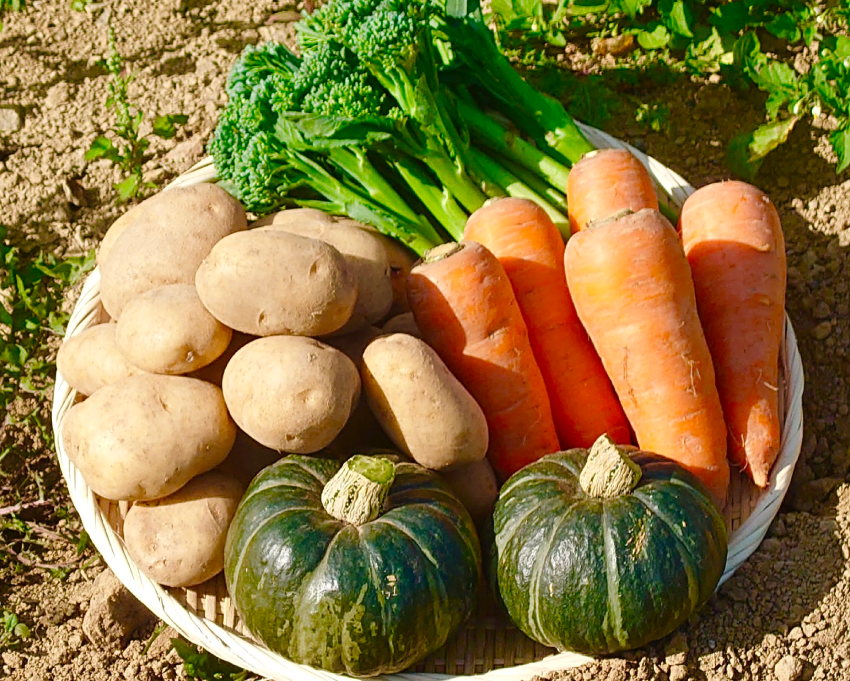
[1, 0, 850, 680]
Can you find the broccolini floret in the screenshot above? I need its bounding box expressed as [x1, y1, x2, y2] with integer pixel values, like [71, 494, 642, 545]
[297, 0, 488, 213]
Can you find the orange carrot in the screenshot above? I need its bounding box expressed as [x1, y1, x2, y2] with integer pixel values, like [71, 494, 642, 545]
[678, 181, 787, 488]
[566, 149, 659, 234]
[463, 197, 632, 449]
[565, 208, 730, 506]
[407, 240, 560, 481]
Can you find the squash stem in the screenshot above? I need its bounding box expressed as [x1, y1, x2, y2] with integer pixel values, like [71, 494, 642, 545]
[321, 455, 396, 525]
[579, 435, 642, 498]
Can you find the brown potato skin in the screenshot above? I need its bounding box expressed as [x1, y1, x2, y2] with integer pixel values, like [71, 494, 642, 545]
[115, 284, 232, 375]
[61, 374, 236, 501]
[257, 211, 393, 333]
[361, 333, 489, 470]
[97, 202, 145, 268]
[222, 336, 361, 454]
[123, 470, 244, 587]
[381, 312, 421, 338]
[57, 323, 147, 396]
[195, 230, 357, 337]
[346, 222, 417, 315]
[99, 184, 247, 319]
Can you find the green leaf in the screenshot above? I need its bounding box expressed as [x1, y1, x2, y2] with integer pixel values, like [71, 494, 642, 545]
[835, 35, 850, 60]
[812, 63, 842, 111]
[614, 0, 651, 19]
[751, 60, 799, 94]
[171, 639, 247, 681]
[830, 126, 850, 174]
[637, 23, 670, 50]
[727, 117, 797, 181]
[765, 13, 800, 42]
[733, 31, 763, 75]
[659, 0, 693, 38]
[115, 174, 141, 202]
[710, 1, 751, 35]
[444, 0, 477, 18]
[85, 136, 122, 163]
[12, 623, 29, 639]
[802, 23, 819, 46]
[565, 0, 609, 14]
[152, 113, 189, 139]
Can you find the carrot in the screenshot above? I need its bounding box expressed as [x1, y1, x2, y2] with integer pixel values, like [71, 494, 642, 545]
[463, 197, 632, 449]
[566, 148, 659, 234]
[406, 240, 560, 481]
[678, 180, 787, 488]
[564, 208, 730, 506]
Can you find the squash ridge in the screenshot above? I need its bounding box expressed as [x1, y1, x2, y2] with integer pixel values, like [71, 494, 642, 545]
[602, 504, 626, 651]
[227, 506, 318, 594]
[528, 502, 576, 645]
[630, 490, 702, 608]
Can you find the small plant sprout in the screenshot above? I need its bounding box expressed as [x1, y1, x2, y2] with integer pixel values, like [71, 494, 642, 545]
[86, 26, 188, 202]
[0, 611, 30, 650]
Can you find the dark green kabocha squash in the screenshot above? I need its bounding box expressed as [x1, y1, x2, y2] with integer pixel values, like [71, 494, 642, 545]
[224, 453, 482, 677]
[492, 435, 728, 655]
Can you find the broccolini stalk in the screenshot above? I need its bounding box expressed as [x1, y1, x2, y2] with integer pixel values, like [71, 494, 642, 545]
[455, 96, 571, 192]
[285, 148, 443, 255]
[388, 153, 468, 240]
[440, 0, 595, 165]
[494, 153, 569, 214]
[467, 147, 570, 237]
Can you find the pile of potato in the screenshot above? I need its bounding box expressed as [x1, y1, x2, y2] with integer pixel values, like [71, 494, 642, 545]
[58, 183, 498, 589]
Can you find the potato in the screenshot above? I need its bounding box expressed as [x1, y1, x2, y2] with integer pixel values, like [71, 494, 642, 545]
[250, 207, 334, 229]
[257, 210, 393, 333]
[361, 333, 488, 470]
[381, 312, 421, 338]
[342, 221, 418, 315]
[123, 470, 244, 587]
[195, 230, 357, 337]
[99, 183, 247, 318]
[222, 336, 360, 453]
[439, 458, 499, 528]
[97, 202, 145, 268]
[115, 284, 232, 375]
[61, 374, 236, 501]
[215, 429, 283, 488]
[57, 323, 147, 396]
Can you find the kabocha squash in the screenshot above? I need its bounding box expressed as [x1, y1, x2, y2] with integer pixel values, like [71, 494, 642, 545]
[492, 435, 727, 655]
[224, 454, 482, 677]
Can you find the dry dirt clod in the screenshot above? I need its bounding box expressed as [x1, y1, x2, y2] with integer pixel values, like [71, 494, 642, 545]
[775, 654, 804, 681]
[82, 568, 158, 650]
[0, 106, 24, 132]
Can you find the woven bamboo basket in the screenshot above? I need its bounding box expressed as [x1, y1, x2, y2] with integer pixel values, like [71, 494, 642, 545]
[51, 122, 805, 681]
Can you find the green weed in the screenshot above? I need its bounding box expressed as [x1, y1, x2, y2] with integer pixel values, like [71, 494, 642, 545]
[0, 226, 95, 466]
[86, 26, 188, 202]
[490, 0, 850, 178]
[0, 610, 30, 650]
[171, 639, 251, 681]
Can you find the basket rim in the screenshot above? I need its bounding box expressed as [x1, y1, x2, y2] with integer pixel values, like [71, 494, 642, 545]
[51, 123, 805, 681]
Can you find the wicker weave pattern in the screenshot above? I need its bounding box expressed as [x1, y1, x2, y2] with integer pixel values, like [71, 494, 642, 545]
[51, 125, 804, 681]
